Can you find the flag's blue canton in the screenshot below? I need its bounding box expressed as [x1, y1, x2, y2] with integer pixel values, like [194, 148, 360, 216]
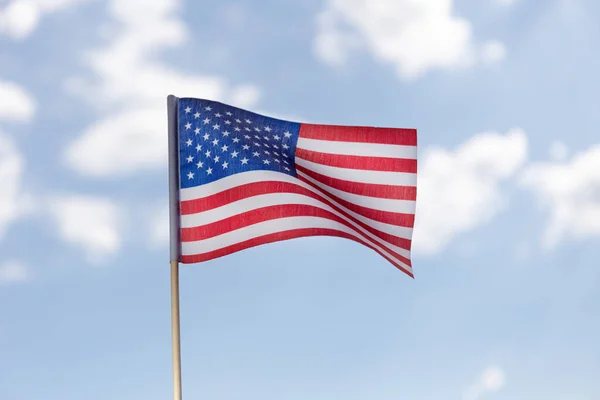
[178, 98, 301, 189]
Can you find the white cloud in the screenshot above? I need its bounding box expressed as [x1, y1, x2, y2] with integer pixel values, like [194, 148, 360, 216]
[0, 0, 89, 39]
[314, 0, 506, 80]
[463, 365, 506, 400]
[413, 128, 528, 254]
[0, 260, 31, 284]
[493, 0, 518, 6]
[0, 130, 34, 240]
[150, 204, 169, 246]
[549, 141, 569, 161]
[49, 195, 122, 262]
[520, 144, 600, 248]
[0, 80, 36, 122]
[64, 0, 262, 177]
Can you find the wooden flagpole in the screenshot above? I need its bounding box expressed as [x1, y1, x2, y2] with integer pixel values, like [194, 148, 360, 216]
[170, 260, 182, 400]
[167, 94, 182, 400]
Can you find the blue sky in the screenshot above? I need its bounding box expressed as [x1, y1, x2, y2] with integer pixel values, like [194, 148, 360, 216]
[1, 0, 599, 399]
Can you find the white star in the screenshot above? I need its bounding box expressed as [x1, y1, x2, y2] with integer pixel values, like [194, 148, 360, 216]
[241, 157, 249, 165]
[263, 159, 270, 165]
[221, 144, 229, 152]
[194, 112, 200, 118]
[222, 161, 228, 169]
[234, 127, 241, 132]
[203, 133, 210, 140]
[235, 119, 242, 123]
[214, 155, 220, 162]
[264, 126, 272, 132]
[254, 135, 260, 140]
[272, 144, 279, 149]
[196, 161, 204, 168]
[273, 151, 279, 157]
[204, 106, 212, 111]
[253, 151, 260, 157]
[242, 144, 250, 150]
[264, 143, 270, 148]
[203, 118, 210, 124]
[206, 167, 213, 175]
[226, 111, 233, 116]
[212, 124, 220, 130]
[284, 131, 292, 138]
[282, 144, 289, 150]
[273, 134, 280, 140]
[244, 127, 251, 131]
[194, 127, 200, 134]
[231, 150, 239, 158]
[222, 131, 230, 137]
[186, 155, 193, 163]
[254, 127, 261, 132]
[263, 150, 270, 155]
[212, 138, 219, 146]
[185, 122, 191, 130]
[245, 119, 252, 124]
[244, 135, 251, 139]
[185, 106, 191, 113]
[232, 137, 240, 143]
[274, 159, 280, 163]
[215, 113, 222, 118]
[205, 150, 211, 157]
[284, 167, 290, 171]
[283, 153, 288, 158]
[187, 172, 194, 179]
[263, 136, 270, 141]
[283, 159, 289, 164]
[224, 120, 231, 125]
[196, 144, 202, 151]
[186, 139, 192, 146]
[253, 142, 261, 147]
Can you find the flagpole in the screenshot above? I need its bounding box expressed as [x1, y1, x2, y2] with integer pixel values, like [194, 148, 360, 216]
[167, 94, 182, 400]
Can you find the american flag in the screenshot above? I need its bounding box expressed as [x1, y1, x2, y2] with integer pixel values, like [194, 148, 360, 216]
[174, 98, 417, 277]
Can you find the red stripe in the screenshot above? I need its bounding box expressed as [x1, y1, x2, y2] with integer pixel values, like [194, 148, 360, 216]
[180, 228, 414, 278]
[181, 204, 412, 266]
[180, 181, 414, 228]
[295, 164, 417, 200]
[299, 124, 417, 146]
[296, 148, 417, 173]
[181, 180, 413, 251]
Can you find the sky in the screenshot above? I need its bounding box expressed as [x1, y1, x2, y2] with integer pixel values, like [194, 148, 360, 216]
[0, 0, 599, 399]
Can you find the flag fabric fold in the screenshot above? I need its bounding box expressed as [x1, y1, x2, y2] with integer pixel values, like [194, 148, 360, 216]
[173, 98, 417, 277]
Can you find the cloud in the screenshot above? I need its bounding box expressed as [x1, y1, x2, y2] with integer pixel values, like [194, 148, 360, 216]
[0, 130, 35, 240]
[64, 0, 262, 177]
[0, 260, 31, 284]
[520, 144, 600, 248]
[0, 80, 36, 122]
[548, 141, 569, 161]
[0, 0, 89, 39]
[150, 203, 169, 246]
[493, 0, 519, 6]
[412, 128, 528, 254]
[48, 195, 122, 262]
[463, 365, 506, 400]
[314, 0, 506, 80]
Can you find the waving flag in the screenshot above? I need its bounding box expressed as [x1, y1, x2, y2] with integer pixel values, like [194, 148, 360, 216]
[168, 97, 417, 277]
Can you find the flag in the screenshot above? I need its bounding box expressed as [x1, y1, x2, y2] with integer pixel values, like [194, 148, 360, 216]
[170, 98, 417, 277]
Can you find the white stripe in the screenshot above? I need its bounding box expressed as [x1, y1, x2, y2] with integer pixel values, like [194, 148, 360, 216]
[297, 171, 415, 214]
[180, 170, 291, 201]
[297, 137, 417, 159]
[181, 192, 412, 257]
[179, 170, 414, 238]
[181, 216, 412, 273]
[295, 158, 416, 187]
